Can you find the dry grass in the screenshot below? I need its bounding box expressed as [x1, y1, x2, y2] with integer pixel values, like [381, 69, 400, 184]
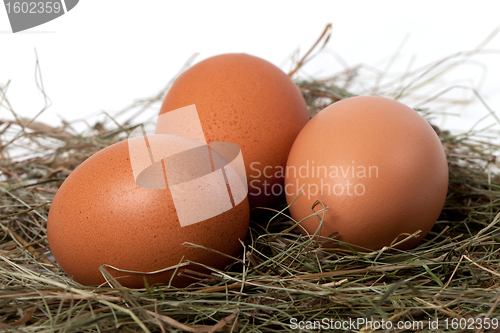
[1, 28, 500, 332]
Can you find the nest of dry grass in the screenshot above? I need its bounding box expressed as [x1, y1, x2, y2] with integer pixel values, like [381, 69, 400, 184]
[1, 27, 500, 332]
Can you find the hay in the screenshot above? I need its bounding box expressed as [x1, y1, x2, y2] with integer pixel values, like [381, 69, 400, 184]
[1, 30, 500, 332]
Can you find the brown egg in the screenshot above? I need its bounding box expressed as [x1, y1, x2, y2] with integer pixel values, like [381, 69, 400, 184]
[47, 135, 249, 288]
[158, 53, 310, 208]
[285, 96, 448, 251]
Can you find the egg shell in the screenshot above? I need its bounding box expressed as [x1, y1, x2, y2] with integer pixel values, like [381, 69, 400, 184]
[158, 53, 310, 208]
[285, 96, 449, 251]
[47, 135, 249, 288]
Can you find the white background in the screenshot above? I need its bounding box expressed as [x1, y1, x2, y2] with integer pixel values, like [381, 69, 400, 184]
[1, 0, 499, 136]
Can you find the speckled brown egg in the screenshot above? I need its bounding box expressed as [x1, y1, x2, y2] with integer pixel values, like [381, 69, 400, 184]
[47, 135, 249, 288]
[285, 96, 448, 251]
[157, 53, 310, 208]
